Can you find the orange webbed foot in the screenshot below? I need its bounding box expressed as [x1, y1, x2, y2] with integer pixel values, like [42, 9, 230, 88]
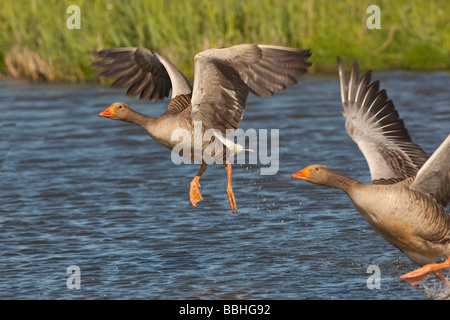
[399, 270, 429, 286]
[400, 257, 450, 286]
[189, 176, 204, 208]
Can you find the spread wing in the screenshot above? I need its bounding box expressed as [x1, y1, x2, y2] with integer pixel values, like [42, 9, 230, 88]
[191, 44, 311, 133]
[337, 56, 430, 184]
[91, 47, 192, 102]
[410, 134, 450, 207]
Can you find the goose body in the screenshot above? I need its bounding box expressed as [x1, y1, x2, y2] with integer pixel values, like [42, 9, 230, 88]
[291, 58, 450, 286]
[93, 44, 311, 211]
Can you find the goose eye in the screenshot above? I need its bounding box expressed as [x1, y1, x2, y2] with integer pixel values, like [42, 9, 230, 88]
[118, 105, 123, 109]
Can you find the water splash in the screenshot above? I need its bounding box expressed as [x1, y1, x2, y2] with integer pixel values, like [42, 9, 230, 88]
[423, 281, 450, 300]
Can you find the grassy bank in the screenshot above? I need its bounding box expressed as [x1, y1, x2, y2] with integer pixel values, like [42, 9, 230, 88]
[0, 0, 449, 82]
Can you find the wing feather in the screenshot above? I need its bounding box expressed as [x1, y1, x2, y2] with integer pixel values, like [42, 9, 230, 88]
[410, 134, 450, 207]
[337, 56, 429, 184]
[91, 47, 192, 104]
[191, 44, 311, 133]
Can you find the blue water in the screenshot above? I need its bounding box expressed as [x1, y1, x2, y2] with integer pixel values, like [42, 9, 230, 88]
[1, 70, 449, 300]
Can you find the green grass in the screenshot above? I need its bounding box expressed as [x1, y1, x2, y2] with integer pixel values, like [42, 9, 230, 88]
[0, 0, 449, 82]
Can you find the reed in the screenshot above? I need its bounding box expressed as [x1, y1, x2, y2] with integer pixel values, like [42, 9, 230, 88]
[0, 0, 448, 82]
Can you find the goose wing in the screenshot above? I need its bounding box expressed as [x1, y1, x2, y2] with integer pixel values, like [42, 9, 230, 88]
[190, 44, 311, 133]
[337, 56, 430, 184]
[91, 47, 192, 104]
[410, 134, 450, 207]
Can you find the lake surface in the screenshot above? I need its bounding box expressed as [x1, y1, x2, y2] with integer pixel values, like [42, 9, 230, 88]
[1, 69, 449, 300]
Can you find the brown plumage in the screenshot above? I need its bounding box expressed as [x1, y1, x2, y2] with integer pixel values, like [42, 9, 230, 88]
[93, 44, 311, 212]
[291, 57, 450, 286]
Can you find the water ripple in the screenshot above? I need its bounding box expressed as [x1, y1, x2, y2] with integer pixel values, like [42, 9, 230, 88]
[1, 72, 449, 299]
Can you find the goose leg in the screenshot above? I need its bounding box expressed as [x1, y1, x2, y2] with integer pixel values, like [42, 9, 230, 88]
[399, 257, 450, 286]
[190, 162, 207, 208]
[433, 270, 449, 287]
[226, 164, 237, 212]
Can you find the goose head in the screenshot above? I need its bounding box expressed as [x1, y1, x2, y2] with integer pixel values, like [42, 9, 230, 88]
[98, 102, 134, 121]
[291, 164, 336, 186]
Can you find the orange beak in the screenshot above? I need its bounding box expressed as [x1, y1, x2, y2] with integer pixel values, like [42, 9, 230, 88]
[291, 167, 310, 180]
[98, 105, 115, 118]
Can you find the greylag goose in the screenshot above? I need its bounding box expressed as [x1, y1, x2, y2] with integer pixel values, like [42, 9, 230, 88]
[291, 57, 450, 286]
[93, 44, 311, 212]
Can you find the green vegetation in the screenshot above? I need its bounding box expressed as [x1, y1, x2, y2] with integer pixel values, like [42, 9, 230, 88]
[0, 0, 449, 82]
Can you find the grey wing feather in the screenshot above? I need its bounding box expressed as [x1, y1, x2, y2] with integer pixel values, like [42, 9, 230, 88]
[91, 47, 192, 102]
[410, 134, 450, 207]
[337, 56, 430, 184]
[191, 44, 311, 133]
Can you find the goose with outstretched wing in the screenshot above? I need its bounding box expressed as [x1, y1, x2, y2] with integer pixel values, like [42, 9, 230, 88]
[291, 57, 450, 286]
[93, 44, 311, 212]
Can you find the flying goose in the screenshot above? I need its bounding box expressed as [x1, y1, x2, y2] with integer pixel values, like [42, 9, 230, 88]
[93, 44, 311, 212]
[291, 57, 450, 286]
